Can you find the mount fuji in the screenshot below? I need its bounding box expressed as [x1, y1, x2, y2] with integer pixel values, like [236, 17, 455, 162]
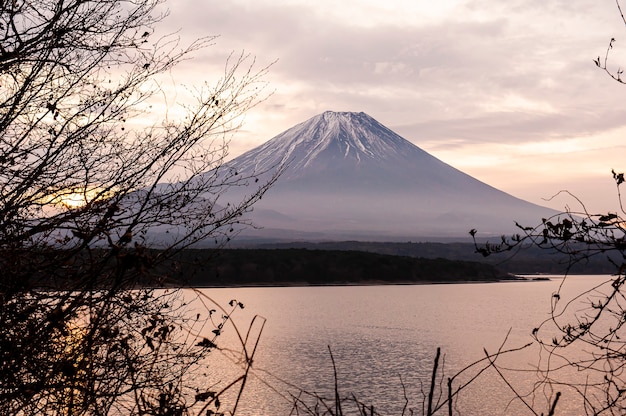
[221, 111, 556, 241]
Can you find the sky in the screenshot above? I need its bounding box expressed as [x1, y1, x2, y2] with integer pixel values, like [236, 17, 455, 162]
[157, 0, 626, 214]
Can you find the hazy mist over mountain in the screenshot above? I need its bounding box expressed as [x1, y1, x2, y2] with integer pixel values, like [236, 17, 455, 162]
[220, 111, 557, 241]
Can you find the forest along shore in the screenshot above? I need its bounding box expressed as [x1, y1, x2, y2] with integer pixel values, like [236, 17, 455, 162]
[167, 248, 521, 287]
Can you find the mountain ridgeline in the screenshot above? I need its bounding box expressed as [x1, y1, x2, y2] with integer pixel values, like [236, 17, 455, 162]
[219, 111, 556, 241]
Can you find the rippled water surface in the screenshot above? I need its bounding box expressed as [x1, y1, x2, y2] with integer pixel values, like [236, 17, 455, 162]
[189, 276, 607, 415]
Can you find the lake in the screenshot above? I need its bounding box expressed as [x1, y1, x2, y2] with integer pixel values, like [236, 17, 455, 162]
[185, 275, 611, 415]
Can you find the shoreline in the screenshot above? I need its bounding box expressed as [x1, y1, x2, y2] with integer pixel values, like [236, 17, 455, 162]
[166, 274, 547, 289]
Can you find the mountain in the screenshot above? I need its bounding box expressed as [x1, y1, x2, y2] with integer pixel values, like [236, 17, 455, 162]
[220, 111, 557, 241]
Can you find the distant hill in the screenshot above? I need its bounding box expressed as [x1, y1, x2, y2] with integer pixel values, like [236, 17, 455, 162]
[219, 111, 557, 241]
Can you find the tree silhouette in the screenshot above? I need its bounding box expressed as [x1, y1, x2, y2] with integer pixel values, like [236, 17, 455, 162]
[0, 1, 277, 414]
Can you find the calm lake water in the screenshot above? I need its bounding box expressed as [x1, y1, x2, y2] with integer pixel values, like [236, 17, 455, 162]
[186, 275, 610, 415]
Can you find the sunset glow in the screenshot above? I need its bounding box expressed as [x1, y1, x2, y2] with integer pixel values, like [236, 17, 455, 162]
[48, 188, 112, 209]
[158, 0, 626, 214]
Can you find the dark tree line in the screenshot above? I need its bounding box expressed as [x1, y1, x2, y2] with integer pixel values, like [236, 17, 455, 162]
[176, 248, 510, 287]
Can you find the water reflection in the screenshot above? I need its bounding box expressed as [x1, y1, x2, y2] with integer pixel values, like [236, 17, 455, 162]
[190, 276, 608, 415]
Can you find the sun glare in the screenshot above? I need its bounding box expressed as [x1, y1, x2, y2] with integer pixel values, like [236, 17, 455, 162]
[51, 188, 112, 209]
[59, 192, 90, 208]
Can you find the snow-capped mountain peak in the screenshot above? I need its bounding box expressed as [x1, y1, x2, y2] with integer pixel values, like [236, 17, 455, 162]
[228, 111, 435, 179]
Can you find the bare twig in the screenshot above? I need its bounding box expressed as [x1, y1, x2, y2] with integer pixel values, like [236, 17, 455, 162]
[427, 347, 441, 416]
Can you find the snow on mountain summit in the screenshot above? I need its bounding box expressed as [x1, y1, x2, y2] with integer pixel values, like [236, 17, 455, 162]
[226, 111, 432, 179]
[226, 110, 498, 194]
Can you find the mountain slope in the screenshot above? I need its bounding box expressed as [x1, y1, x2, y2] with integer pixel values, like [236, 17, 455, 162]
[221, 111, 556, 240]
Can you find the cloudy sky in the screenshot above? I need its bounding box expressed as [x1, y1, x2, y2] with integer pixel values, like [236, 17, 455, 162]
[160, 0, 626, 214]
